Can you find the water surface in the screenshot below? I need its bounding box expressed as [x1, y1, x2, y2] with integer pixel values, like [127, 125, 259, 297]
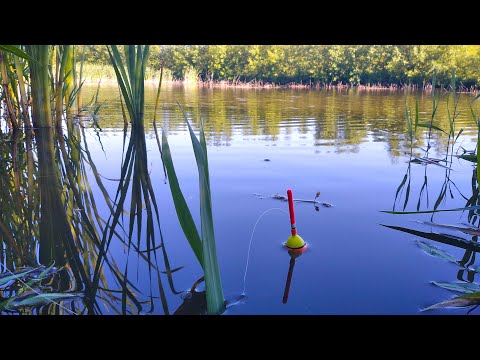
[2, 84, 480, 314]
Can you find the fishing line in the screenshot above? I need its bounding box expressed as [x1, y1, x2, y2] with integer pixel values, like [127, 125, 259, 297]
[0, 262, 78, 315]
[242, 207, 289, 295]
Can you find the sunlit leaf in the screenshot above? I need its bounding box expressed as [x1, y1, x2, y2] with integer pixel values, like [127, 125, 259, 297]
[161, 129, 203, 266]
[422, 292, 480, 311]
[0, 45, 36, 62]
[179, 107, 225, 315]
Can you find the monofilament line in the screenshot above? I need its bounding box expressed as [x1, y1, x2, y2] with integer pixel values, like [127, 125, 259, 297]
[242, 207, 289, 295]
[0, 262, 78, 315]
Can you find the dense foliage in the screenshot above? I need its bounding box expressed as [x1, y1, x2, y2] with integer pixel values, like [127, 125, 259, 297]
[80, 45, 480, 87]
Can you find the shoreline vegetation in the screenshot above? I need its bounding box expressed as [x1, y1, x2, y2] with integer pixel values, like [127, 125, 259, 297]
[81, 72, 480, 94]
[79, 45, 480, 92]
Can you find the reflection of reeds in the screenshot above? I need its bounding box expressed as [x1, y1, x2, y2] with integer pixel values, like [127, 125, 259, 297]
[0, 122, 179, 314]
[100, 45, 175, 314]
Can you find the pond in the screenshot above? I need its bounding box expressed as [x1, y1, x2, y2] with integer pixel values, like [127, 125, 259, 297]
[2, 84, 480, 315]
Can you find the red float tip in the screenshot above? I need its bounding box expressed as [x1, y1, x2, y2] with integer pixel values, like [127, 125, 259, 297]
[287, 189, 296, 235]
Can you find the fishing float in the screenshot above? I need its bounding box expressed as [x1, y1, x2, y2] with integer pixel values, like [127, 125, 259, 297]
[285, 189, 307, 252]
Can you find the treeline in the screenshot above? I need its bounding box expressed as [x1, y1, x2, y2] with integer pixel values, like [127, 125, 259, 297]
[80, 45, 480, 87]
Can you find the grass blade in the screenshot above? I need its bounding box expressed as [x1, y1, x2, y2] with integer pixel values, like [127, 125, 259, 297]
[0, 45, 36, 62]
[161, 129, 203, 266]
[176, 104, 225, 314]
[431, 281, 480, 294]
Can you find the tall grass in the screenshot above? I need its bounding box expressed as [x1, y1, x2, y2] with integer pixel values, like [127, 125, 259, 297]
[0, 45, 83, 129]
[107, 45, 149, 127]
[161, 108, 225, 315]
[107, 45, 225, 314]
[75, 63, 169, 82]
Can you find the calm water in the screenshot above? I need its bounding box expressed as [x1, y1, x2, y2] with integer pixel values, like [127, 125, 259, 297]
[2, 84, 480, 314]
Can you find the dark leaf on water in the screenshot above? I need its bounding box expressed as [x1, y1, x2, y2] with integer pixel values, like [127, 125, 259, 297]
[470, 92, 480, 104]
[456, 153, 477, 163]
[381, 224, 480, 253]
[160, 266, 185, 275]
[415, 220, 480, 236]
[416, 123, 449, 135]
[394, 173, 408, 204]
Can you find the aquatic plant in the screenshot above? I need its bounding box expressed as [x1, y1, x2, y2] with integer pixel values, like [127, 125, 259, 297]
[384, 73, 480, 313]
[161, 106, 225, 315]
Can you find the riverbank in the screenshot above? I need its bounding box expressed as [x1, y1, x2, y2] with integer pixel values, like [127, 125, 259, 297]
[78, 64, 480, 93]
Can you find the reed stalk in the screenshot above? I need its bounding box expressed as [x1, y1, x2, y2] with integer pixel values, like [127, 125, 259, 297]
[64, 45, 76, 117]
[161, 110, 225, 314]
[55, 46, 69, 126]
[13, 55, 31, 129]
[26, 45, 52, 128]
[0, 50, 18, 129]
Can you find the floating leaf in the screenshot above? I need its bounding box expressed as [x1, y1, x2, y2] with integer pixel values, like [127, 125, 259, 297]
[456, 154, 477, 163]
[422, 292, 480, 311]
[381, 205, 480, 215]
[160, 266, 185, 275]
[0, 267, 40, 287]
[416, 240, 458, 264]
[26, 263, 58, 285]
[407, 153, 452, 169]
[381, 224, 480, 253]
[9, 292, 83, 309]
[415, 221, 480, 236]
[416, 123, 449, 135]
[431, 281, 480, 294]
